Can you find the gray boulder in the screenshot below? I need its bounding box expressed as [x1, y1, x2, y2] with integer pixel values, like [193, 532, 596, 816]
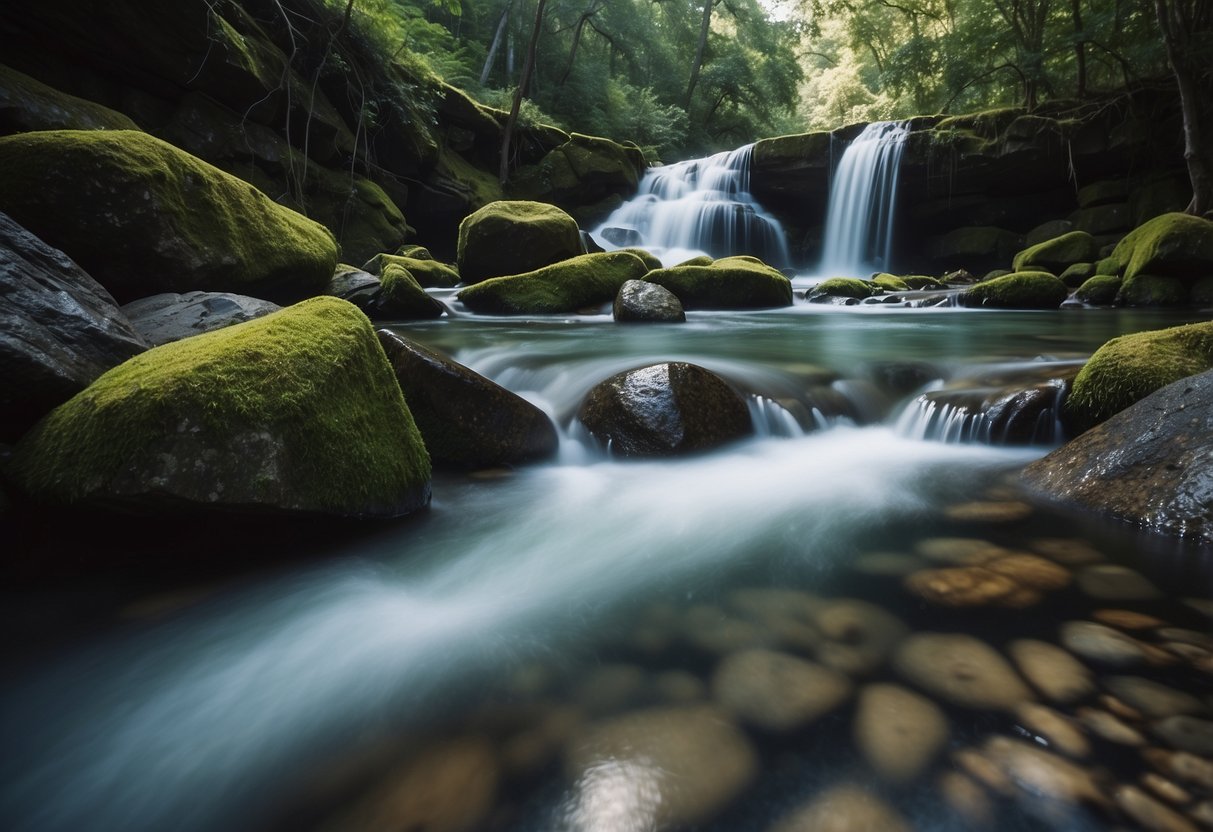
[614, 279, 685, 323]
[122, 292, 281, 346]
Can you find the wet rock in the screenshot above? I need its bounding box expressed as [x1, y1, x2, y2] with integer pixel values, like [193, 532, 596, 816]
[1015, 702, 1091, 758]
[1140, 772, 1192, 806]
[577, 362, 752, 458]
[564, 705, 757, 828]
[712, 648, 852, 732]
[121, 291, 281, 346]
[500, 707, 583, 778]
[1185, 598, 1213, 619]
[1076, 565, 1163, 602]
[1077, 707, 1146, 746]
[812, 599, 907, 676]
[1061, 621, 1153, 667]
[985, 553, 1072, 590]
[1153, 716, 1213, 756]
[768, 783, 910, 832]
[1009, 639, 1097, 704]
[326, 265, 381, 308]
[646, 257, 794, 310]
[851, 552, 927, 576]
[1114, 785, 1200, 832]
[854, 683, 949, 783]
[953, 747, 1014, 796]
[1158, 628, 1213, 651]
[456, 200, 582, 285]
[1104, 677, 1206, 720]
[1093, 609, 1166, 630]
[599, 226, 643, 247]
[573, 664, 648, 714]
[1192, 801, 1213, 828]
[613, 279, 685, 323]
[894, 633, 1033, 711]
[943, 500, 1034, 522]
[904, 566, 1018, 606]
[1144, 748, 1213, 791]
[726, 588, 822, 651]
[914, 537, 1006, 564]
[938, 772, 993, 826]
[980, 736, 1110, 821]
[1028, 537, 1105, 565]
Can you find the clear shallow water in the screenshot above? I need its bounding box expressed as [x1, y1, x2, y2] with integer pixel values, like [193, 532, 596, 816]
[2, 304, 1211, 832]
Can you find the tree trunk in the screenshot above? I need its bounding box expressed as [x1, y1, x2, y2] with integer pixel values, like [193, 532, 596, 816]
[480, 1, 512, 87]
[1071, 0, 1087, 97]
[499, 0, 548, 184]
[559, 13, 591, 86]
[1155, 0, 1213, 215]
[685, 0, 714, 108]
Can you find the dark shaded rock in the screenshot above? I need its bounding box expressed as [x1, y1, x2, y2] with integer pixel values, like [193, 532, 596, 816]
[1059, 262, 1097, 287]
[121, 292, 281, 346]
[1013, 231, 1100, 273]
[456, 200, 582, 285]
[926, 227, 1025, 274]
[326, 265, 381, 308]
[1026, 220, 1075, 247]
[0, 63, 140, 134]
[600, 226, 643, 248]
[578, 362, 753, 457]
[370, 264, 444, 320]
[1024, 369, 1213, 541]
[0, 212, 147, 441]
[580, 230, 605, 254]
[614, 280, 685, 323]
[376, 330, 558, 468]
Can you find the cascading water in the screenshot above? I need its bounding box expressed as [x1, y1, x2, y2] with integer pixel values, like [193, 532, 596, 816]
[818, 121, 910, 276]
[592, 145, 791, 267]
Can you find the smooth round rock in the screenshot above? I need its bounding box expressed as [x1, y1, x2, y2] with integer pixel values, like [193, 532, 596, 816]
[1141, 772, 1192, 806]
[1028, 537, 1105, 565]
[574, 664, 648, 714]
[1009, 639, 1097, 703]
[1114, 785, 1200, 832]
[985, 553, 1072, 590]
[1014, 702, 1091, 758]
[938, 772, 993, 826]
[1060, 621, 1151, 667]
[812, 599, 907, 677]
[1077, 707, 1146, 746]
[854, 683, 950, 783]
[613, 279, 685, 323]
[1152, 715, 1213, 756]
[1092, 609, 1166, 630]
[1076, 565, 1162, 601]
[1144, 748, 1213, 791]
[980, 736, 1109, 817]
[904, 566, 1018, 607]
[944, 500, 1033, 522]
[894, 633, 1033, 712]
[914, 537, 1006, 564]
[712, 648, 852, 732]
[1104, 676, 1206, 719]
[768, 784, 910, 832]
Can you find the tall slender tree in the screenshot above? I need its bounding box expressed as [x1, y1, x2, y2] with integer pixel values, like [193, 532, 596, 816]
[1155, 0, 1213, 214]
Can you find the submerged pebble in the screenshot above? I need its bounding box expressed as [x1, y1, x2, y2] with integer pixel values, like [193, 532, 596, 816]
[944, 500, 1034, 522]
[980, 736, 1109, 820]
[812, 599, 907, 677]
[1077, 707, 1147, 746]
[854, 683, 949, 783]
[1140, 771, 1192, 806]
[894, 632, 1033, 712]
[1009, 639, 1097, 703]
[1061, 620, 1153, 667]
[712, 648, 852, 732]
[1114, 784, 1200, 832]
[1093, 609, 1166, 630]
[914, 537, 1006, 564]
[903, 566, 1018, 607]
[1015, 702, 1091, 758]
[1152, 715, 1213, 756]
[768, 783, 910, 832]
[938, 771, 993, 826]
[1028, 537, 1105, 565]
[1076, 564, 1163, 601]
[1103, 676, 1206, 719]
[985, 553, 1073, 590]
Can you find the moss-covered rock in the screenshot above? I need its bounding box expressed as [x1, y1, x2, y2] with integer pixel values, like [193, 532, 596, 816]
[1012, 231, 1100, 274]
[1115, 274, 1188, 307]
[0, 130, 337, 303]
[646, 258, 793, 310]
[872, 274, 910, 292]
[1063, 321, 1213, 432]
[9, 297, 431, 517]
[362, 253, 460, 288]
[396, 245, 435, 260]
[619, 248, 663, 271]
[1075, 274, 1121, 306]
[303, 170, 411, 266]
[677, 255, 715, 267]
[903, 275, 945, 289]
[457, 251, 649, 315]
[1095, 256, 1121, 276]
[373, 264, 445, 319]
[960, 271, 1067, 309]
[1059, 262, 1097, 288]
[808, 277, 875, 300]
[456, 200, 582, 285]
[1106, 212, 1213, 288]
[0, 64, 140, 134]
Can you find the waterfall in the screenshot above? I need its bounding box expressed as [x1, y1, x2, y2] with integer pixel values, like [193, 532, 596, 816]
[818, 121, 910, 276]
[592, 145, 791, 267]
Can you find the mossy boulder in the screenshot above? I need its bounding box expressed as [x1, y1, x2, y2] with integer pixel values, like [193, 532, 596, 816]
[960, 271, 1067, 309]
[373, 264, 445, 319]
[1059, 262, 1097, 288]
[904, 275, 945, 289]
[303, 171, 412, 266]
[362, 253, 460, 288]
[1063, 321, 1213, 432]
[396, 245, 435, 260]
[456, 200, 582, 285]
[377, 331, 558, 468]
[9, 297, 431, 517]
[1012, 231, 1100, 274]
[808, 277, 875, 301]
[0, 64, 140, 134]
[1075, 274, 1121, 306]
[645, 257, 793, 310]
[872, 274, 910, 292]
[1109, 212, 1213, 283]
[677, 255, 715, 268]
[0, 130, 337, 303]
[1115, 274, 1188, 307]
[458, 251, 649, 315]
[619, 248, 663, 271]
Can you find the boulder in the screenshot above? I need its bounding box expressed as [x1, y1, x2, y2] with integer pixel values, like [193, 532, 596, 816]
[644, 257, 793, 309]
[371, 264, 444, 319]
[377, 330, 558, 468]
[769, 784, 910, 832]
[1117, 273, 1189, 307]
[960, 271, 1068, 309]
[1025, 219, 1075, 247]
[1012, 231, 1101, 273]
[577, 362, 752, 457]
[1107, 212, 1213, 285]
[1075, 274, 1121, 305]
[121, 292, 280, 346]
[808, 277, 875, 301]
[9, 297, 431, 518]
[1059, 262, 1097, 287]
[1062, 321, 1213, 431]
[0, 212, 146, 441]
[457, 251, 648, 315]
[1025, 369, 1213, 542]
[0, 63, 140, 134]
[613, 279, 685, 323]
[362, 253, 460, 288]
[0, 130, 338, 303]
[326, 265, 381, 309]
[456, 200, 582, 285]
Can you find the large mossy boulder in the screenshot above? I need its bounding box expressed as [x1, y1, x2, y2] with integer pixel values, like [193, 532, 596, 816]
[9, 297, 431, 517]
[377, 331, 558, 468]
[0, 212, 146, 442]
[371, 264, 445, 320]
[577, 362, 753, 457]
[457, 251, 649, 315]
[0, 63, 140, 134]
[456, 200, 582, 285]
[362, 253, 460, 288]
[644, 257, 793, 310]
[121, 291, 281, 346]
[808, 277, 876, 301]
[959, 271, 1067, 309]
[0, 130, 338, 303]
[1024, 369, 1213, 542]
[1063, 321, 1213, 433]
[1106, 213, 1213, 306]
[1074, 274, 1121, 306]
[1011, 231, 1100, 274]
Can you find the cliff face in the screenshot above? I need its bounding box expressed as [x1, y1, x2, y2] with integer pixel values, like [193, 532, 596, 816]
[0, 0, 643, 261]
[752, 92, 1190, 272]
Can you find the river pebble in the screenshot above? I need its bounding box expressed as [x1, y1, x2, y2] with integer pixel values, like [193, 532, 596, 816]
[500, 706, 583, 777]
[574, 664, 648, 714]
[1061, 621, 1152, 667]
[1191, 801, 1213, 827]
[894, 632, 1032, 711]
[1158, 628, 1213, 651]
[944, 500, 1034, 522]
[812, 599, 907, 677]
[1143, 748, 1213, 791]
[681, 605, 768, 654]
[1028, 537, 1105, 565]
[713, 648, 853, 731]
[1153, 716, 1213, 756]
[1077, 707, 1147, 746]
[1093, 609, 1167, 630]
[980, 736, 1109, 820]
[1184, 598, 1213, 619]
[1100, 693, 1145, 720]
[986, 553, 1072, 590]
[653, 670, 706, 703]
[1076, 564, 1163, 601]
[854, 683, 949, 783]
[1103, 676, 1206, 719]
[914, 537, 1006, 564]
[1015, 702, 1091, 758]
[938, 771, 993, 826]
[953, 747, 1014, 796]
[904, 566, 1018, 606]
[1114, 784, 1200, 832]
[1009, 639, 1096, 703]
[767, 783, 910, 832]
[1141, 772, 1192, 806]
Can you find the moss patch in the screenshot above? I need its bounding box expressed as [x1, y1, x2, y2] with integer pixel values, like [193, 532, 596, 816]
[873, 274, 910, 292]
[646, 258, 793, 309]
[0, 130, 337, 303]
[1116, 274, 1188, 307]
[1012, 231, 1099, 273]
[10, 297, 430, 516]
[0, 64, 140, 133]
[458, 251, 648, 314]
[1108, 212, 1213, 284]
[363, 253, 460, 287]
[809, 277, 874, 300]
[904, 275, 945, 289]
[1075, 274, 1121, 305]
[457, 200, 582, 285]
[376, 264, 444, 319]
[1059, 262, 1097, 288]
[960, 271, 1067, 309]
[619, 248, 663, 271]
[1065, 321, 1213, 432]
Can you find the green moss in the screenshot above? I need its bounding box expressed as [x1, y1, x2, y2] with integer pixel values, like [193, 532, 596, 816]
[1012, 231, 1099, 273]
[304, 170, 410, 265]
[810, 277, 875, 299]
[377, 264, 444, 318]
[1065, 321, 1213, 431]
[647, 259, 793, 309]
[458, 251, 649, 314]
[872, 274, 909, 292]
[960, 271, 1068, 309]
[10, 297, 430, 515]
[1075, 274, 1121, 305]
[618, 248, 663, 271]
[1108, 212, 1213, 284]
[396, 245, 434, 260]
[1059, 262, 1097, 288]
[903, 275, 945, 289]
[1095, 256, 1122, 276]
[935, 107, 1024, 138]
[362, 253, 459, 287]
[752, 132, 832, 168]
[1115, 274, 1188, 307]
[0, 64, 140, 133]
[436, 147, 504, 213]
[0, 130, 337, 303]
[457, 200, 582, 285]
[677, 255, 715, 267]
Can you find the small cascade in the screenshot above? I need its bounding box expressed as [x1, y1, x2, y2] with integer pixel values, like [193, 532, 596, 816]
[819, 121, 910, 276]
[894, 378, 1068, 445]
[593, 145, 790, 267]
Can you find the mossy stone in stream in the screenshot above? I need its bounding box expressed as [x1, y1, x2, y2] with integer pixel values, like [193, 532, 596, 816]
[1115, 274, 1188, 307]
[362, 253, 460, 288]
[1108, 212, 1213, 284]
[1012, 231, 1100, 274]
[456, 200, 582, 285]
[808, 277, 875, 300]
[873, 274, 910, 292]
[959, 271, 1067, 309]
[1059, 262, 1097, 288]
[1064, 320, 1213, 432]
[0, 130, 337, 304]
[646, 258, 793, 309]
[618, 247, 663, 271]
[1075, 274, 1121, 306]
[10, 297, 431, 517]
[903, 275, 945, 289]
[374, 264, 445, 319]
[457, 251, 649, 314]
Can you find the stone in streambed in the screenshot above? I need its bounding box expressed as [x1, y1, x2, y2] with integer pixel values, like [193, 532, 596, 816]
[1103, 677, 1206, 720]
[1076, 565, 1162, 601]
[1014, 702, 1091, 758]
[1153, 716, 1213, 756]
[1012, 230, 1100, 273]
[456, 200, 582, 285]
[457, 251, 649, 315]
[1092, 609, 1165, 630]
[377, 331, 557, 468]
[854, 683, 949, 783]
[894, 632, 1033, 711]
[1027, 537, 1105, 565]
[985, 553, 1072, 590]
[613, 279, 685, 323]
[943, 499, 1034, 522]
[1114, 785, 1200, 832]
[121, 292, 280, 346]
[903, 566, 1018, 607]
[712, 648, 852, 731]
[768, 784, 910, 832]
[914, 537, 1007, 564]
[959, 271, 1068, 309]
[938, 772, 993, 826]
[812, 599, 907, 677]
[979, 736, 1110, 821]
[372, 264, 445, 319]
[1078, 707, 1145, 746]
[645, 256, 793, 310]
[362, 252, 460, 288]
[1060, 621, 1155, 668]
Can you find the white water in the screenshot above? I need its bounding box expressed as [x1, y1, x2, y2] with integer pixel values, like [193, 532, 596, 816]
[592, 145, 791, 267]
[819, 121, 911, 276]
